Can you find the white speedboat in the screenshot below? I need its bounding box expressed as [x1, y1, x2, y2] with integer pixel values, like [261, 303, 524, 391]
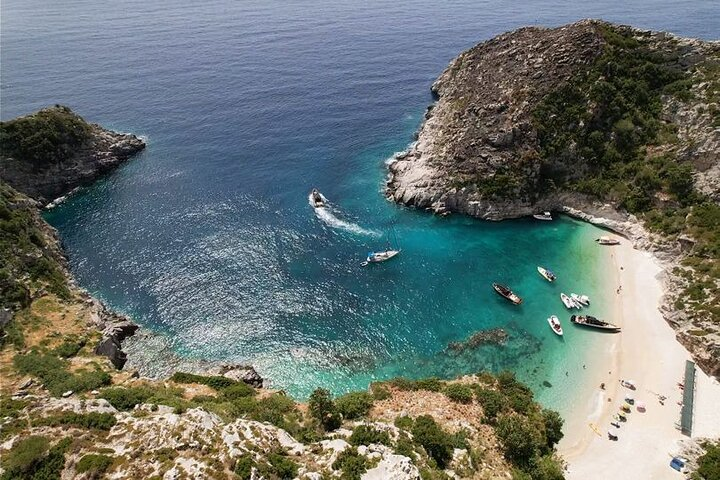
[362, 249, 400, 266]
[560, 293, 578, 309]
[547, 315, 563, 336]
[309, 188, 325, 208]
[571, 293, 590, 306]
[537, 266, 556, 282]
[533, 211, 553, 221]
[596, 236, 620, 245]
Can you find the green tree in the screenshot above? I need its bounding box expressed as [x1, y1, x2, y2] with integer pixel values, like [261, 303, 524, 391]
[335, 391, 374, 419]
[308, 388, 341, 431]
[542, 409, 564, 450]
[496, 415, 542, 467]
[411, 415, 453, 469]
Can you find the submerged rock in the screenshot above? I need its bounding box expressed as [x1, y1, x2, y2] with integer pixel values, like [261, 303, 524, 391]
[447, 328, 509, 352]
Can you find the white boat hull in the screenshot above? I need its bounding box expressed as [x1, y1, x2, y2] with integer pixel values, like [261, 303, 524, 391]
[547, 316, 563, 336]
[363, 249, 400, 266]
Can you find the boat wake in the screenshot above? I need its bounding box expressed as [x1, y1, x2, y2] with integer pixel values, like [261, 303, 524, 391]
[308, 193, 379, 237]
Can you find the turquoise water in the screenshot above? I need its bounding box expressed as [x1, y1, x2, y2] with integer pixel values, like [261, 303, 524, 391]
[3, 0, 716, 411]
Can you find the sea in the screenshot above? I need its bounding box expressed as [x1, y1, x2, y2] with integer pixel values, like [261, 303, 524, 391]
[2, 0, 718, 413]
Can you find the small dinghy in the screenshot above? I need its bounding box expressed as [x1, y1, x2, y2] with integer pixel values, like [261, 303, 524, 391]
[547, 315, 563, 336]
[571, 315, 621, 332]
[560, 293, 579, 309]
[309, 188, 325, 208]
[571, 293, 589, 307]
[533, 211, 553, 221]
[537, 266, 557, 282]
[493, 283, 522, 305]
[596, 236, 620, 245]
[362, 249, 400, 266]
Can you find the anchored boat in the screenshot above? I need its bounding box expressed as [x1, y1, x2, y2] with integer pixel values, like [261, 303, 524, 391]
[560, 293, 580, 309]
[493, 283, 522, 305]
[570, 315, 621, 332]
[362, 249, 401, 266]
[533, 211, 553, 221]
[571, 293, 590, 306]
[547, 315, 563, 336]
[596, 236, 620, 245]
[537, 266, 556, 282]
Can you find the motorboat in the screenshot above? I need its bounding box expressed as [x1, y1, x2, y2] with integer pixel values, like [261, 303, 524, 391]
[309, 188, 325, 208]
[570, 315, 621, 332]
[596, 236, 620, 245]
[547, 315, 563, 336]
[533, 211, 553, 221]
[537, 266, 557, 282]
[493, 283, 522, 305]
[560, 293, 579, 309]
[571, 293, 589, 307]
[362, 249, 400, 266]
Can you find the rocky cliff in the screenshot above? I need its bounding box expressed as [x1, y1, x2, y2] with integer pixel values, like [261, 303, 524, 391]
[387, 20, 720, 376]
[0, 105, 145, 205]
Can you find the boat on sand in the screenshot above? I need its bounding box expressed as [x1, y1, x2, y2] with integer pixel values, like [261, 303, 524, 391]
[547, 315, 563, 336]
[537, 266, 556, 282]
[571, 315, 621, 332]
[493, 283, 522, 305]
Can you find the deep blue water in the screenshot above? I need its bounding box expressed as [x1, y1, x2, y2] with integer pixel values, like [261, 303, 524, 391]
[2, 0, 718, 407]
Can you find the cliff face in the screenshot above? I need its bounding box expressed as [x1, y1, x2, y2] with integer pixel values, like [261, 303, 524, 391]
[0, 106, 145, 205]
[387, 20, 720, 377]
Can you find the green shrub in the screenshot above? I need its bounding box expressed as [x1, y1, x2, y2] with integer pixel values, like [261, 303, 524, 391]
[693, 441, 720, 480]
[219, 382, 256, 400]
[542, 409, 564, 450]
[0, 435, 71, 480]
[308, 388, 341, 431]
[349, 425, 391, 446]
[336, 392, 374, 419]
[389, 377, 444, 392]
[266, 453, 298, 479]
[100, 387, 153, 411]
[13, 351, 110, 396]
[37, 412, 116, 431]
[0, 318, 25, 349]
[444, 383, 474, 404]
[234, 454, 254, 479]
[411, 415, 453, 469]
[170, 372, 237, 390]
[52, 337, 86, 358]
[332, 447, 368, 480]
[395, 434, 417, 461]
[475, 388, 505, 423]
[370, 383, 391, 400]
[394, 415, 414, 430]
[530, 454, 566, 480]
[76, 454, 113, 477]
[495, 415, 543, 468]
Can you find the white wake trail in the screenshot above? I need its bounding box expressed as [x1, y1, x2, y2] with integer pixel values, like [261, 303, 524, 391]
[309, 193, 380, 237]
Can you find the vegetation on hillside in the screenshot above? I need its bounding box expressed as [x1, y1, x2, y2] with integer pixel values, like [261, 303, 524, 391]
[693, 440, 720, 480]
[531, 24, 720, 328]
[0, 105, 91, 167]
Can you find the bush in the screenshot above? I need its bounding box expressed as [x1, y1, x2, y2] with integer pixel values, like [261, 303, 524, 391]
[370, 383, 391, 401]
[693, 441, 720, 480]
[542, 409, 564, 450]
[308, 388, 341, 431]
[389, 377, 444, 392]
[411, 415, 453, 469]
[52, 337, 86, 358]
[349, 425, 391, 446]
[0, 436, 71, 480]
[332, 447, 368, 480]
[495, 415, 543, 468]
[170, 372, 238, 390]
[234, 454, 254, 479]
[475, 388, 505, 423]
[266, 453, 298, 479]
[76, 454, 113, 477]
[336, 392, 374, 419]
[100, 387, 153, 411]
[530, 454, 566, 480]
[394, 415, 414, 430]
[37, 412, 117, 431]
[444, 384, 474, 404]
[219, 382, 256, 400]
[13, 351, 111, 396]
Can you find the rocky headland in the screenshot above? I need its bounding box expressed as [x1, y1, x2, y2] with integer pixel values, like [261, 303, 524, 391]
[387, 20, 720, 377]
[0, 105, 145, 206]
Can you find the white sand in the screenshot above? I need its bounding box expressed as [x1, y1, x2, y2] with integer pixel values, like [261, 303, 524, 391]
[559, 240, 720, 479]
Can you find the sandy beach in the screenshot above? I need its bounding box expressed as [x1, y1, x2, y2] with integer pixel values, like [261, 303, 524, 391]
[559, 239, 720, 479]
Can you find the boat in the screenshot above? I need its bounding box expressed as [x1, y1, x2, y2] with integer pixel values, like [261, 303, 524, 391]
[362, 249, 401, 266]
[309, 188, 325, 208]
[547, 315, 563, 336]
[560, 293, 579, 309]
[596, 236, 620, 245]
[492, 283, 522, 305]
[533, 211, 553, 221]
[537, 266, 556, 282]
[571, 293, 589, 307]
[362, 226, 401, 266]
[570, 315, 621, 332]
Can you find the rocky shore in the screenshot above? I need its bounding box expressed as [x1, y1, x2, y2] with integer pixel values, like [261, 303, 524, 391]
[0, 105, 146, 206]
[386, 20, 720, 376]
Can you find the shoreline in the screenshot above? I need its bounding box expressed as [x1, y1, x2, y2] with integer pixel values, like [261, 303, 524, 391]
[558, 237, 720, 478]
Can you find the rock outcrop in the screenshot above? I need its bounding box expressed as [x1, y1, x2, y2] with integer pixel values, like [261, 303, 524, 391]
[0, 105, 146, 205]
[386, 20, 720, 376]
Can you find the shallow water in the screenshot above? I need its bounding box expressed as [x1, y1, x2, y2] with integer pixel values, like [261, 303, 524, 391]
[3, 0, 717, 412]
